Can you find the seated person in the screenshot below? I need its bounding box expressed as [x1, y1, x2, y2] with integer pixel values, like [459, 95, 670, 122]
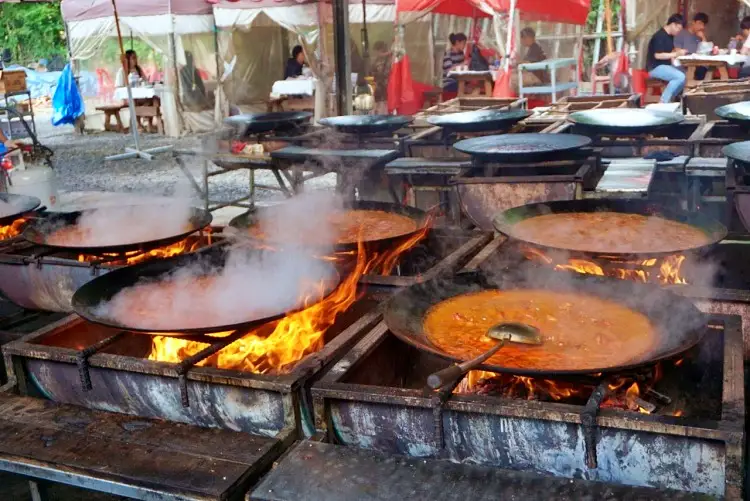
[180, 51, 208, 110]
[510, 27, 548, 92]
[646, 14, 687, 103]
[674, 12, 709, 80]
[115, 49, 146, 87]
[442, 32, 467, 92]
[284, 45, 305, 80]
[372, 41, 392, 112]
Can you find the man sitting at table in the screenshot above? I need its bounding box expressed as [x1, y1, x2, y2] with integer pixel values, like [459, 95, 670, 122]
[674, 12, 709, 80]
[738, 17, 750, 78]
[442, 33, 468, 92]
[519, 27, 547, 86]
[284, 45, 305, 80]
[646, 14, 687, 103]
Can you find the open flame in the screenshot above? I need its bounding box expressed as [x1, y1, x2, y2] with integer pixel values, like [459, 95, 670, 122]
[0, 218, 26, 240]
[147, 226, 429, 374]
[76, 232, 211, 266]
[523, 246, 687, 285]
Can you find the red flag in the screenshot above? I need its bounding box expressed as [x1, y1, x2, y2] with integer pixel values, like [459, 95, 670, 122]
[387, 55, 419, 115]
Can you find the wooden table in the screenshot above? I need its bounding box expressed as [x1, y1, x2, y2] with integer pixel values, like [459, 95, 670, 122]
[676, 54, 749, 87]
[448, 71, 494, 97]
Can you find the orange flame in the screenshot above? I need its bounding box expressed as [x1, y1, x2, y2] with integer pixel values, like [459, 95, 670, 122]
[77, 233, 211, 265]
[523, 247, 687, 285]
[147, 229, 428, 374]
[0, 218, 26, 240]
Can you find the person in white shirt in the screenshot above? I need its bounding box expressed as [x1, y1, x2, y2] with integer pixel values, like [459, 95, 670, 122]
[115, 49, 146, 88]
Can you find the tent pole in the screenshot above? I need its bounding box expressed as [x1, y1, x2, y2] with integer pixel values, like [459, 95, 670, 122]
[332, 0, 352, 115]
[105, 0, 171, 161]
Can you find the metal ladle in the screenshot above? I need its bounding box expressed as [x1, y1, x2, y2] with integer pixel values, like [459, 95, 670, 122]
[426, 322, 543, 390]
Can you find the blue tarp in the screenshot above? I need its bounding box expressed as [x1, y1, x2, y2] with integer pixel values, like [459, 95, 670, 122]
[51, 64, 85, 126]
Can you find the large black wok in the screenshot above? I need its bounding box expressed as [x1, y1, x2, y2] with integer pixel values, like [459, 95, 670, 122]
[384, 269, 706, 377]
[723, 141, 750, 165]
[427, 109, 531, 134]
[453, 133, 592, 163]
[714, 101, 750, 128]
[493, 199, 726, 259]
[0, 193, 41, 226]
[227, 200, 429, 253]
[319, 115, 413, 135]
[72, 245, 341, 335]
[569, 108, 684, 136]
[224, 111, 312, 136]
[23, 205, 213, 254]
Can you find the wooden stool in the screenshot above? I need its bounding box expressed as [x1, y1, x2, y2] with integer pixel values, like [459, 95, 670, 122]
[134, 104, 164, 134]
[644, 78, 665, 104]
[96, 105, 125, 132]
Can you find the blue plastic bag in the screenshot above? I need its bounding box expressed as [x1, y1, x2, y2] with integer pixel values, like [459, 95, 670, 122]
[51, 63, 84, 126]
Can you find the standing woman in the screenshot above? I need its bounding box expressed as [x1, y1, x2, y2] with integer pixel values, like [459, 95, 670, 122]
[115, 49, 146, 87]
[442, 33, 467, 92]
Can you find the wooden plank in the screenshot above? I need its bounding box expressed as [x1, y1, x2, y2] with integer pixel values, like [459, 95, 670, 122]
[0, 394, 280, 499]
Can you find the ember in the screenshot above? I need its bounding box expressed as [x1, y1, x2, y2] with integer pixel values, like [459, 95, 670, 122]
[522, 246, 687, 285]
[147, 226, 428, 373]
[0, 218, 26, 240]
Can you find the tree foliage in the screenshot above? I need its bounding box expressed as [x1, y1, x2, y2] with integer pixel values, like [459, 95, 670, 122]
[0, 1, 66, 65]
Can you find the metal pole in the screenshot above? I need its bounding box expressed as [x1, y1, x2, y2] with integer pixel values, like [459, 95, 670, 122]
[332, 0, 352, 115]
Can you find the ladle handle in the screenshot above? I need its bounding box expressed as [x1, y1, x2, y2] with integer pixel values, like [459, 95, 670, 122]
[426, 340, 506, 390]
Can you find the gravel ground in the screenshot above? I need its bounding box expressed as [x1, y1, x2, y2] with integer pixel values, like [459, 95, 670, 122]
[34, 109, 336, 204]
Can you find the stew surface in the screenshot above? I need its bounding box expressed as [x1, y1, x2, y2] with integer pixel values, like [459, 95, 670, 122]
[46, 224, 192, 247]
[423, 289, 658, 371]
[511, 212, 710, 253]
[250, 209, 418, 245]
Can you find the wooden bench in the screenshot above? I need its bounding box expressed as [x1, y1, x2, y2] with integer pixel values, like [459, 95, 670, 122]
[95, 104, 125, 133]
[134, 104, 164, 135]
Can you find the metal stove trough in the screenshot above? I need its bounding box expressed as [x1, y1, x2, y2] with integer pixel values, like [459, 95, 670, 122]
[312, 314, 745, 499]
[3, 298, 382, 439]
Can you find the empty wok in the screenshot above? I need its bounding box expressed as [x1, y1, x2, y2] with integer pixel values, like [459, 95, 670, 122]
[427, 109, 531, 134]
[715, 101, 750, 128]
[453, 133, 592, 163]
[319, 115, 413, 135]
[224, 111, 313, 136]
[569, 108, 684, 136]
[0, 193, 41, 226]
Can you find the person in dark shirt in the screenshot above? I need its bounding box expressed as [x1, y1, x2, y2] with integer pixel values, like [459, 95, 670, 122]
[646, 14, 687, 103]
[520, 27, 547, 84]
[442, 33, 467, 91]
[284, 45, 305, 80]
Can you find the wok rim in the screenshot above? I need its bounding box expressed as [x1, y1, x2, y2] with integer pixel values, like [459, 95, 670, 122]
[318, 114, 414, 133]
[426, 109, 532, 132]
[22, 205, 213, 254]
[0, 193, 42, 226]
[227, 200, 431, 252]
[452, 133, 593, 161]
[568, 109, 685, 133]
[71, 246, 342, 335]
[714, 102, 750, 123]
[723, 141, 750, 164]
[492, 199, 727, 258]
[383, 271, 708, 377]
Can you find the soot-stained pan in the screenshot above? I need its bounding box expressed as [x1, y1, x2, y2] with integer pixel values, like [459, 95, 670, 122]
[715, 101, 750, 128]
[427, 109, 531, 134]
[22, 205, 213, 254]
[0, 193, 41, 226]
[227, 200, 430, 252]
[493, 199, 726, 259]
[453, 133, 592, 163]
[224, 111, 313, 136]
[72, 245, 341, 336]
[569, 108, 684, 136]
[383, 269, 706, 377]
[319, 115, 413, 135]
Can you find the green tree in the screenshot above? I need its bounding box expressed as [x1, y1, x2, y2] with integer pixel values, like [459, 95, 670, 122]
[0, 1, 66, 65]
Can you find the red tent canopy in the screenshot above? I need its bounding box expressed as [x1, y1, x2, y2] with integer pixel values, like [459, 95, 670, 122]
[397, 0, 591, 25]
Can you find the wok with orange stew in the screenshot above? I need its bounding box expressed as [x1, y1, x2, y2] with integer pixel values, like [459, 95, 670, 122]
[384, 269, 706, 376]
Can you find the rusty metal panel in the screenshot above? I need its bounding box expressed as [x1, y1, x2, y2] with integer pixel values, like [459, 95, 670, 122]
[25, 359, 288, 436]
[457, 181, 578, 230]
[443, 412, 726, 496]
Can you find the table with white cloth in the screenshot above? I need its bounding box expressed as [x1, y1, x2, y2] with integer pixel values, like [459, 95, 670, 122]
[675, 54, 749, 87]
[113, 85, 165, 134]
[268, 78, 324, 122]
